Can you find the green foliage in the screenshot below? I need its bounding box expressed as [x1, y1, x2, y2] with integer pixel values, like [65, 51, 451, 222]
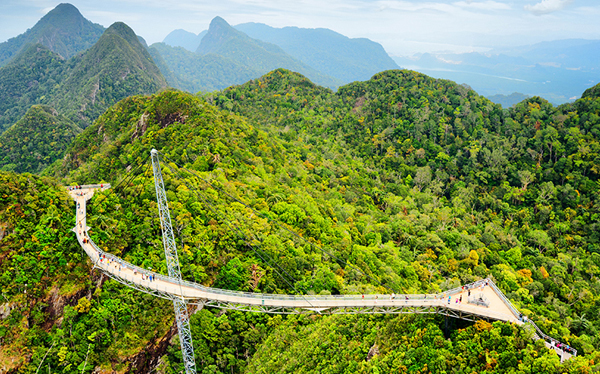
[247, 315, 597, 374]
[5, 71, 600, 372]
[0, 21, 167, 135]
[0, 44, 66, 134]
[0, 105, 81, 173]
[0, 3, 104, 67]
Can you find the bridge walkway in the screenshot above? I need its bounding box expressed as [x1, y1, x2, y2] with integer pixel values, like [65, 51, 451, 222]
[68, 185, 575, 361]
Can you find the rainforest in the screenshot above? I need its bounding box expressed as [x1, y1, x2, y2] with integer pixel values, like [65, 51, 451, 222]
[0, 66, 598, 373]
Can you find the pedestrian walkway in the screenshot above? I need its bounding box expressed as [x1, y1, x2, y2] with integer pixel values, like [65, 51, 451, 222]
[68, 184, 576, 361]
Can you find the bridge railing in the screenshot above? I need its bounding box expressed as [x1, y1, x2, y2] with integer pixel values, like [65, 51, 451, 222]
[85, 238, 504, 309]
[86, 237, 476, 303]
[526, 319, 577, 356]
[75, 187, 576, 356]
[443, 278, 488, 296]
[84, 231, 578, 356]
[485, 278, 577, 357]
[68, 183, 111, 190]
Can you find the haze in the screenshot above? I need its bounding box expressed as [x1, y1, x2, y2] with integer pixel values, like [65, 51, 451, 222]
[1, 0, 599, 56]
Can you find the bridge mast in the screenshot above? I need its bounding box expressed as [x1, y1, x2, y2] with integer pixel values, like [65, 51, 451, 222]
[150, 149, 197, 374]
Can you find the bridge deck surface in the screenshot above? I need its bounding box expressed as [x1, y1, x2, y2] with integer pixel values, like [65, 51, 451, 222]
[69, 185, 573, 361]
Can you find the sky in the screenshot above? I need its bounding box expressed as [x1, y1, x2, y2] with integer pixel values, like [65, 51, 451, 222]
[0, 0, 599, 56]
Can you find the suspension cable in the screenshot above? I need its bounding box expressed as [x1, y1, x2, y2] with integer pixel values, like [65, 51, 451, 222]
[161, 153, 397, 294]
[160, 157, 317, 307]
[75, 154, 150, 229]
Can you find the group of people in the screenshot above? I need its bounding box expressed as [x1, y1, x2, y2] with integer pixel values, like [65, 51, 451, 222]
[74, 185, 159, 288]
[97, 252, 156, 282]
[551, 340, 575, 354]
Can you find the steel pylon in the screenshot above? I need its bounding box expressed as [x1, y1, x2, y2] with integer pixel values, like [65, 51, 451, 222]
[151, 149, 196, 374]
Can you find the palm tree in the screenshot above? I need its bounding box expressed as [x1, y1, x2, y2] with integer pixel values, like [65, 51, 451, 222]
[570, 313, 590, 335]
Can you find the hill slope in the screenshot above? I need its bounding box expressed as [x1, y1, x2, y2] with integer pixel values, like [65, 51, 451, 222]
[149, 42, 257, 93]
[51, 22, 167, 127]
[0, 105, 81, 173]
[235, 22, 399, 83]
[162, 29, 207, 52]
[0, 3, 105, 67]
[0, 21, 167, 137]
[0, 44, 65, 133]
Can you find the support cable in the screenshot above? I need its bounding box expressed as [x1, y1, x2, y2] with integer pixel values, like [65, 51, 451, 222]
[161, 154, 397, 294]
[160, 158, 316, 308]
[74, 154, 150, 229]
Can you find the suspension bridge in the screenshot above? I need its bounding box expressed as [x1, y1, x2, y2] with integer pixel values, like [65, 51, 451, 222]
[69, 150, 576, 372]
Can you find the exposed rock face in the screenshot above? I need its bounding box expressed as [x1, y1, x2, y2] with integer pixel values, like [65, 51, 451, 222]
[129, 322, 178, 374]
[366, 343, 379, 361]
[129, 304, 204, 373]
[0, 302, 13, 319]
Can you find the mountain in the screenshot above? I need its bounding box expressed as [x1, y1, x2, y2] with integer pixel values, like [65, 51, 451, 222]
[0, 3, 105, 67]
[0, 43, 65, 134]
[492, 39, 600, 70]
[393, 39, 600, 104]
[487, 92, 530, 108]
[149, 42, 257, 93]
[51, 22, 167, 127]
[235, 22, 399, 83]
[0, 21, 167, 135]
[196, 17, 341, 89]
[0, 105, 81, 173]
[162, 29, 207, 52]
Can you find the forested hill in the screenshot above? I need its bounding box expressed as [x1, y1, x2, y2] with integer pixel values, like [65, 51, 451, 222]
[196, 16, 341, 89]
[0, 21, 167, 135]
[215, 69, 600, 353]
[0, 44, 65, 134]
[2, 70, 600, 372]
[50, 22, 167, 128]
[196, 17, 340, 87]
[0, 105, 81, 174]
[148, 42, 258, 93]
[151, 16, 343, 94]
[0, 3, 105, 67]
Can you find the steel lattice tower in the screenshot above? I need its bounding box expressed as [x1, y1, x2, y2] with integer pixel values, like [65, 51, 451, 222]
[151, 149, 196, 374]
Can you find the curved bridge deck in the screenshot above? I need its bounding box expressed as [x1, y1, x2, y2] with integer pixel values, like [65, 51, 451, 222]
[69, 185, 576, 361]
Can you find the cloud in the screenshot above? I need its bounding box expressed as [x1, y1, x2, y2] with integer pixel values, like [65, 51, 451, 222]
[524, 0, 574, 15]
[454, 1, 511, 11]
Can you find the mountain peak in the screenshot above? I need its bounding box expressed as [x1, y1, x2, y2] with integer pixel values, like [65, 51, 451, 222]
[36, 3, 90, 31]
[209, 16, 231, 29]
[104, 22, 139, 45]
[0, 3, 104, 66]
[53, 20, 167, 127]
[44, 3, 81, 18]
[197, 16, 243, 55]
